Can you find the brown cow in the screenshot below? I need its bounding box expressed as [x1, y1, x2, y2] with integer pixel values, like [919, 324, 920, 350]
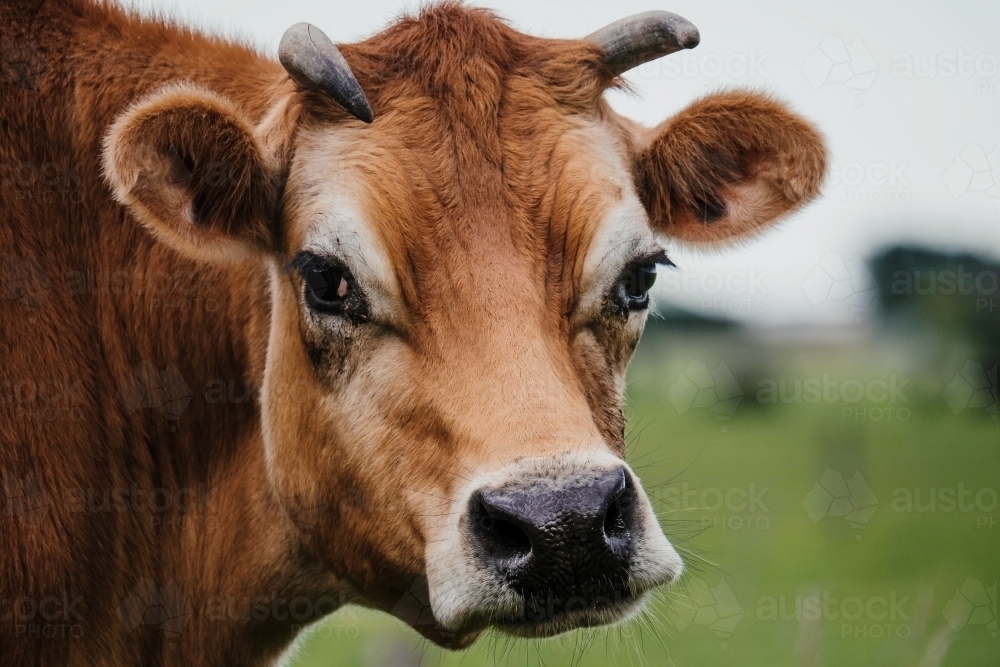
[0, 1, 826, 665]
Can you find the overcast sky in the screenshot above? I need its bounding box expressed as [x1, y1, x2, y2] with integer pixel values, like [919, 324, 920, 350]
[124, 0, 1000, 327]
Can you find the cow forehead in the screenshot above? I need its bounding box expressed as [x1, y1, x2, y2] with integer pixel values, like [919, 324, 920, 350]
[283, 113, 659, 321]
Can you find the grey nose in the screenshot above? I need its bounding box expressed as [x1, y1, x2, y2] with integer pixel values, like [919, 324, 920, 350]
[467, 467, 637, 613]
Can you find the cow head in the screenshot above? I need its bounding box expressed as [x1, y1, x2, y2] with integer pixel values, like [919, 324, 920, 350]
[103, 6, 825, 648]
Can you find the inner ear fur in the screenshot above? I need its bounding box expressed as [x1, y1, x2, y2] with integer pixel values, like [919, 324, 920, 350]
[103, 84, 281, 263]
[634, 90, 827, 245]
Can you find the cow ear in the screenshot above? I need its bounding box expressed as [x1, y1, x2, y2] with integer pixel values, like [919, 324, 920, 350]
[103, 84, 283, 263]
[633, 91, 827, 245]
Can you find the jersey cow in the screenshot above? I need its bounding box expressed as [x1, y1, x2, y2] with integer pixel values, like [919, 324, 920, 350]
[0, 1, 826, 665]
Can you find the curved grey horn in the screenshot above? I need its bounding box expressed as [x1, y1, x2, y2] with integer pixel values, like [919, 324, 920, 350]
[279, 22, 374, 123]
[587, 11, 700, 76]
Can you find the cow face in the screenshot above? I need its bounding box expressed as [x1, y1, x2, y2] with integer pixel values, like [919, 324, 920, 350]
[103, 6, 825, 648]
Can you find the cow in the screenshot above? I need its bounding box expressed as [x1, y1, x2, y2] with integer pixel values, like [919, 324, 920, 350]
[0, 1, 826, 665]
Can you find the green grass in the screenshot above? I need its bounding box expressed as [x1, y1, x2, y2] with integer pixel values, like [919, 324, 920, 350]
[290, 329, 999, 667]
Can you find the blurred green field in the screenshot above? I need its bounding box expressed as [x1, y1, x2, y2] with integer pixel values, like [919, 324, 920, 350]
[290, 327, 999, 667]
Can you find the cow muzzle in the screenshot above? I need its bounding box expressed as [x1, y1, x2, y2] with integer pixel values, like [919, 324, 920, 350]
[422, 452, 683, 641]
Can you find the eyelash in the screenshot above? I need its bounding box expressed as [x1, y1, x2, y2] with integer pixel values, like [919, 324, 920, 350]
[611, 251, 673, 315]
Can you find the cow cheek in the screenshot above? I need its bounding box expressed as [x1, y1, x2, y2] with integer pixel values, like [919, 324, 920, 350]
[311, 461, 425, 595]
[308, 356, 431, 592]
[570, 323, 639, 454]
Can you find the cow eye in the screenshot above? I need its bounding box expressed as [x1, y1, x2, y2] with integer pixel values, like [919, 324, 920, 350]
[617, 263, 657, 311]
[302, 259, 351, 313]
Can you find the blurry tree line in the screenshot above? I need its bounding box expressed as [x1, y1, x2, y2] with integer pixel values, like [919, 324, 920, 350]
[869, 246, 1000, 367]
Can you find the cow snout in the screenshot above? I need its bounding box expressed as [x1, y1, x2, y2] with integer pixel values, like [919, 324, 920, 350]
[423, 454, 681, 637]
[468, 467, 636, 609]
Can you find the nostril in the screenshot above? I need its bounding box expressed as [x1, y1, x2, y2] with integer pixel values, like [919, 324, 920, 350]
[469, 494, 532, 563]
[482, 515, 533, 561]
[602, 472, 633, 548]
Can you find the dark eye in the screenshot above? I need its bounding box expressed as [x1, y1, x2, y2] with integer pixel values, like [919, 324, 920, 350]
[303, 261, 350, 312]
[617, 263, 657, 311]
[625, 264, 657, 298]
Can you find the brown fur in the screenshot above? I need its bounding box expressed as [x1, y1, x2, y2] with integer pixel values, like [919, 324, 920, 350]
[103, 84, 282, 262]
[1, 1, 826, 665]
[635, 91, 826, 242]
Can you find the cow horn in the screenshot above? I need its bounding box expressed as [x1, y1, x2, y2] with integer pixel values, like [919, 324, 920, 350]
[278, 22, 374, 124]
[587, 11, 700, 76]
